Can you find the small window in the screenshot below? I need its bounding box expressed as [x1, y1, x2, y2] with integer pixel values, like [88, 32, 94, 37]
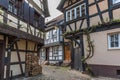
[71, 9, 75, 20]
[66, 11, 70, 21]
[81, 4, 86, 17]
[8, 2, 13, 12]
[66, 3, 86, 22]
[113, 0, 120, 4]
[14, 7, 17, 15]
[108, 33, 120, 49]
[76, 6, 80, 18]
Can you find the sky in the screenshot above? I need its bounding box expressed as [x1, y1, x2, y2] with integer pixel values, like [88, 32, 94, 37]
[45, 0, 63, 22]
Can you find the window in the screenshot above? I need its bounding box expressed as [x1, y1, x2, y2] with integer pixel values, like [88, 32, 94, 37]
[53, 30, 57, 42]
[14, 7, 17, 15]
[49, 46, 63, 61]
[34, 11, 40, 27]
[71, 9, 75, 20]
[113, 0, 120, 4]
[81, 4, 86, 16]
[8, 2, 13, 12]
[66, 3, 86, 22]
[76, 6, 80, 18]
[8, 1, 18, 15]
[108, 33, 120, 49]
[66, 11, 70, 21]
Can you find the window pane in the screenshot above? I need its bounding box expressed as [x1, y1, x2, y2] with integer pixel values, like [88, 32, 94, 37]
[68, 11, 70, 21]
[71, 9, 75, 20]
[110, 34, 119, 48]
[81, 4, 86, 17]
[76, 7, 80, 18]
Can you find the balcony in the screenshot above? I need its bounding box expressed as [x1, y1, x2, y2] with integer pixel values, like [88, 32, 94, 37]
[0, 9, 44, 43]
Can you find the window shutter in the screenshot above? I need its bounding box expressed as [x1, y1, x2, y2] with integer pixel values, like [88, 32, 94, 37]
[0, 0, 3, 6]
[23, 2, 29, 21]
[30, 7, 34, 25]
[1, 0, 9, 9]
[39, 15, 45, 29]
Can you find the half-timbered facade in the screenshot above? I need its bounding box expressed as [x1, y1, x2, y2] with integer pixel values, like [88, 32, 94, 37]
[58, 0, 120, 78]
[40, 15, 64, 65]
[0, 0, 49, 80]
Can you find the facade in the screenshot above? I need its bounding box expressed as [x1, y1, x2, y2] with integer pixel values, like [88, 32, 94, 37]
[0, 0, 49, 80]
[58, 0, 120, 78]
[40, 15, 71, 65]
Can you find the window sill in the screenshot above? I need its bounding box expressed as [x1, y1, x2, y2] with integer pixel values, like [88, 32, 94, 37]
[108, 48, 120, 50]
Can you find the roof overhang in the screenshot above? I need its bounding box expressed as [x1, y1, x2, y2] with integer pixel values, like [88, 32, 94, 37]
[27, 0, 50, 17]
[57, 0, 65, 12]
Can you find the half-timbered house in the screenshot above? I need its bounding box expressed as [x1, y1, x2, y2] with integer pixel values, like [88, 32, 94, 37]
[0, 0, 49, 79]
[58, 0, 120, 78]
[40, 15, 71, 66]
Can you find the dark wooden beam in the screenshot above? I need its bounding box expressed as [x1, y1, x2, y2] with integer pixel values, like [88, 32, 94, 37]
[79, 19, 84, 30]
[72, 38, 80, 46]
[15, 42, 24, 75]
[70, 41, 74, 69]
[33, 43, 37, 53]
[108, 0, 113, 20]
[79, 34, 85, 71]
[94, 0, 104, 23]
[68, 24, 73, 31]
[6, 47, 12, 80]
[10, 61, 25, 65]
[85, 0, 90, 27]
[75, 22, 77, 31]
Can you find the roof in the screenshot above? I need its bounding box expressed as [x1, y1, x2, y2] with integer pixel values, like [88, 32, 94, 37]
[46, 14, 64, 26]
[57, 0, 65, 12]
[27, 0, 50, 17]
[45, 14, 64, 31]
[43, 0, 50, 17]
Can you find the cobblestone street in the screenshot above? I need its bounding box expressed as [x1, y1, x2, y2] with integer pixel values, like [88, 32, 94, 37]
[14, 65, 120, 80]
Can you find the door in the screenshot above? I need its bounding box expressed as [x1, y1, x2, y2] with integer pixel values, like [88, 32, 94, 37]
[64, 46, 71, 62]
[73, 47, 83, 71]
[0, 41, 5, 80]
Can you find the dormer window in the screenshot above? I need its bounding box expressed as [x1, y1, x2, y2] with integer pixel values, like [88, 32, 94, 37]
[113, 0, 120, 4]
[66, 3, 86, 22]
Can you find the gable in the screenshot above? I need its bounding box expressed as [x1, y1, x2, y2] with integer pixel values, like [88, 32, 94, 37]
[57, 0, 83, 12]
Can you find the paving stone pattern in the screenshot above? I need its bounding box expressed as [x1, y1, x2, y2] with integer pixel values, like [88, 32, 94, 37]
[14, 65, 120, 80]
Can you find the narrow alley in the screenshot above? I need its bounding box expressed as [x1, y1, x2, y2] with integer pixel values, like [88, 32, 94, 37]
[14, 65, 119, 80]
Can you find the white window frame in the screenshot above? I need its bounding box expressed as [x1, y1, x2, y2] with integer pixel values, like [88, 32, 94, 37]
[108, 33, 120, 49]
[66, 3, 86, 22]
[112, 0, 120, 4]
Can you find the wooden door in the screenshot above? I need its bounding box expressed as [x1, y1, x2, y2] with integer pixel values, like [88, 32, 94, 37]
[64, 46, 71, 62]
[0, 41, 5, 80]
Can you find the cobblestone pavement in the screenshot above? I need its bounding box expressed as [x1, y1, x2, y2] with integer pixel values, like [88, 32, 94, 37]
[14, 65, 120, 80]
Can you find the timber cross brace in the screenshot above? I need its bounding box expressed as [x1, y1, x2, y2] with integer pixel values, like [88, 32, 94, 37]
[63, 0, 115, 33]
[6, 37, 20, 80]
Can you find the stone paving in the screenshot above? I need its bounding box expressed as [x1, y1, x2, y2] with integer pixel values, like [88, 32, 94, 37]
[14, 65, 120, 80]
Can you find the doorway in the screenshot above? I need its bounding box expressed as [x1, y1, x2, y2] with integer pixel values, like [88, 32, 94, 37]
[73, 47, 83, 71]
[0, 40, 5, 80]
